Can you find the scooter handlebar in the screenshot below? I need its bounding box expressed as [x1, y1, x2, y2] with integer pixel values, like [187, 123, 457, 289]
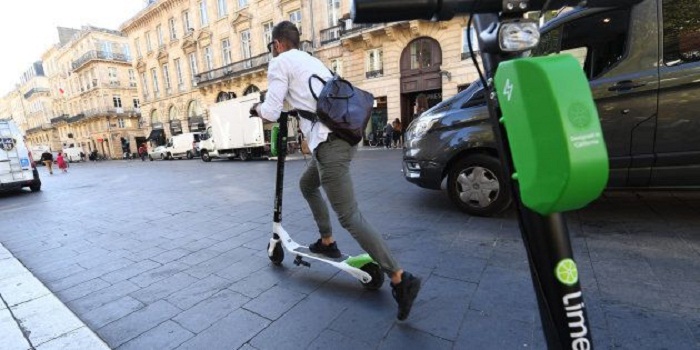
[352, 0, 644, 23]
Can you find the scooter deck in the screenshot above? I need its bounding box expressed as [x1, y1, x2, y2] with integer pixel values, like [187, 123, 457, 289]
[292, 246, 348, 263]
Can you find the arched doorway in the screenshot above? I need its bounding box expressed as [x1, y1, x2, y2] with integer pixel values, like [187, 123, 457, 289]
[216, 91, 237, 102]
[148, 110, 166, 146]
[400, 37, 443, 127]
[243, 85, 260, 96]
[187, 100, 205, 132]
[168, 105, 182, 135]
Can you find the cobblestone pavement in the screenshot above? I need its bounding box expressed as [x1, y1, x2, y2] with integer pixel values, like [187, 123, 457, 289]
[0, 150, 698, 349]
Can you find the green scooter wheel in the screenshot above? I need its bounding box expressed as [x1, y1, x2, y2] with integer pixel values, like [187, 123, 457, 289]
[360, 263, 384, 291]
[267, 242, 284, 265]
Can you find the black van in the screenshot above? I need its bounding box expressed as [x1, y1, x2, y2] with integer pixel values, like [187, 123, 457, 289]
[403, 0, 700, 216]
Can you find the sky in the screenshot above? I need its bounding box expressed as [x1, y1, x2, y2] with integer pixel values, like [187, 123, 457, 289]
[0, 0, 146, 96]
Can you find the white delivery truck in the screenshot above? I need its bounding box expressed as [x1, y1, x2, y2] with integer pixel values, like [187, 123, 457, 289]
[63, 146, 84, 162]
[164, 132, 202, 160]
[199, 93, 267, 162]
[0, 120, 41, 192]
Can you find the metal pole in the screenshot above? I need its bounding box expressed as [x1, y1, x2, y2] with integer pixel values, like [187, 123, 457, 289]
[474, 13, 593, 350]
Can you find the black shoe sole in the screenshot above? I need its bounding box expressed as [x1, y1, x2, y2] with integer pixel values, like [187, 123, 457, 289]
[397, 278, 422, 321]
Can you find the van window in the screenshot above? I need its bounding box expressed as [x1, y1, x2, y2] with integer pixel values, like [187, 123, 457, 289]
[663, 0, 700, 66]
[533, 9, 631, 80]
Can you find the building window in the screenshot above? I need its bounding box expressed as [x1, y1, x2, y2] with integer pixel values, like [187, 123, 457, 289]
[203, 46, 213, 71]
[663, 0, 700, 66]
[366, 49, 383, 78]
[117, 118, 125, 128]
[141, 73, 149, 98]
[218, 0, 228, 17]
[199, 1, 209, 27]
[123, 44, 131, 60]
[113, 95, 122, 108]
[327, 0, 340, 27]
[461, 27, 480, 60]
[169, 17, 178, 40]
[189, 52, 199, 86]
[163, 64, 172, 92]
[174, 58, 184, 89]
[134, 38, 142, 58]
[410, 39, 433, 69]
[157, 24, 164, 47]
[145, 31, 153, 52]
[133, 98, 140, 109]
[182, 11, 192, 33]
[108, 67, 118, 85]
[128, 69, 137, 87]
[240, 30, 251, 59]
[289, 10, 302, 35]
[222, 39, 232, 65]
[330, 58, 343, 76]
[238, 0, 248, 9]
[263, 22, 273, 48]
[151, 68, 160, 97]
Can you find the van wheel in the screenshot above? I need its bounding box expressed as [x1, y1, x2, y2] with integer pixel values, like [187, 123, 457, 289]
[30, 182, 41, 192]
[201, 151, 212, 162]
[161, 154, 166, 160]
[447, 154, 511, 217]
[186, 151, 193, 159]
[167, 153, 173, 160]
[240, 150, 250, 161]
[149, 155, 154, 161]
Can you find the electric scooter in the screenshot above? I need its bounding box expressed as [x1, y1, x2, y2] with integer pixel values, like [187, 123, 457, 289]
[263, 111, 384, 290]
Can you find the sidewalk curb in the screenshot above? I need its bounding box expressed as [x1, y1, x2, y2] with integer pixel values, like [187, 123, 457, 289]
[0, 243, 110, 350]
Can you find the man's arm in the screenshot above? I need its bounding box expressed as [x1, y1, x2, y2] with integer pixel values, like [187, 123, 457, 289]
[259, 58, 289, 122]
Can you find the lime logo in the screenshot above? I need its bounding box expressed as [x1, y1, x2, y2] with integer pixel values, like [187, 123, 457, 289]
[555, 258, 579, 286]
[568, 103, 592, 130]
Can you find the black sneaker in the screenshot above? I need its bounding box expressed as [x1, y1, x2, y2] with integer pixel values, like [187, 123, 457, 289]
[391, 272, 422, 321]
[308, 239, 342, 259]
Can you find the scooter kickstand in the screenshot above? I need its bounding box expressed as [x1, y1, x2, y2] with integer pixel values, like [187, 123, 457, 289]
[294, 255, 311, 267]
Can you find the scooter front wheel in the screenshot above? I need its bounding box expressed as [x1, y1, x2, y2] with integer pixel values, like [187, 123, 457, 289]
[267, 242, 284, 265]
[360, 263, 384, 291]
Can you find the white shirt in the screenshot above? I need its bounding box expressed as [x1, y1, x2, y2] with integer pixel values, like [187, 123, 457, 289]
[260, 49, 333, 153]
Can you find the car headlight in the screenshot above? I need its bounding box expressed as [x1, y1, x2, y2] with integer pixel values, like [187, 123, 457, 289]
[407, 117, 440, 140]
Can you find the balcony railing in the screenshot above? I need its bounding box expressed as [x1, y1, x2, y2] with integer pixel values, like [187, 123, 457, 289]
[195, 52, 270, 86]
[340, 22, 378, 37]
[72, 51, 131, 71]
[366, 69, 384, 79]
[320, 25, 342, 45]
[23, 87, 50, 99]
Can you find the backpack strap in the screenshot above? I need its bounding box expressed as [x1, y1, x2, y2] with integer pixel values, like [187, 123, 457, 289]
[296, 110, 318, 123]
[308, 74, 326, 101]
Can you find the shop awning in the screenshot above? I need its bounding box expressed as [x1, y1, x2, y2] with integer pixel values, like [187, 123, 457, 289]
[146, 129, 165, 141]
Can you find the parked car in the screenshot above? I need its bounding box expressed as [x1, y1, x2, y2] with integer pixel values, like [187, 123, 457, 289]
[148, 145, 168, 161]
[164, 132, 202, 160]
[403, 0, 700, 216]
[0, 120, 41, 192]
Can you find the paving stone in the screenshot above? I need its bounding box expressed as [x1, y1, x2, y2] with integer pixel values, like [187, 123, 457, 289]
[11, 294, 84, 346]
[468, 266, 537, 323]
[605, 304, 697, 349]
[35, 326, 109, 350]
[175, 309, 269, 350]
[455, 309, 534, 349]
[177, 248, 221, 266]
[0, 307, 30, 350]
[0, 272, 51, 306]
[185, 247, 258, 279]
[242, 285, 306, 320]
[151, 248, 193, 265]
[67, 280, 141, 314]
[81, 296, 145, 329]
[56, 278, 111, 303]
[130, 272, 198, 305]
[116, 321, 193, 350]
[101, 260, 162, 284]
[173, 290, 250, 333]
[48, 258, 132, 292]
[165, 275, 231, 310]
[379, 325, 453, 350]
[329, 291, 396, 344]
[128, 261, 190, 288]
[228, 267, 293, 298]
[98, 300, 181, 348]
[307, 329, 373, 350]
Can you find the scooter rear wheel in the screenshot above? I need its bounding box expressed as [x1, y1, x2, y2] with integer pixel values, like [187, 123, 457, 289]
[360, 263, 384, 290]
[267, 242, 284, 265]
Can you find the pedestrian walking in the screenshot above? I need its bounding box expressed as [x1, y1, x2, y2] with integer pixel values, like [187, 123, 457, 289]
[57, 152, 68, 173]
[138, 143, 147, 161]
[40, 150, 54, 175]
[251, 21, 421, 321]
[383, 122, 394, 149]
[392, 118, 402, 148]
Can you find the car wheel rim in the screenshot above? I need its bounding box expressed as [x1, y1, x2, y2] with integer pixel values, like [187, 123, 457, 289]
[456, 166, 500, 209]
